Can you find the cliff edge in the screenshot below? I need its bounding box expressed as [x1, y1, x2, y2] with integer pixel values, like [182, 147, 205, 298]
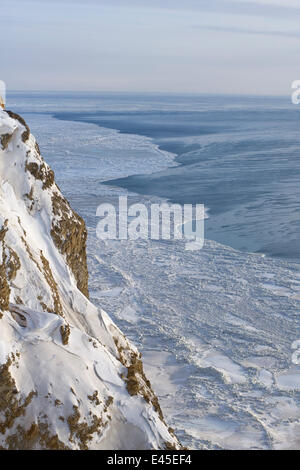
[0, 109, 180, 450]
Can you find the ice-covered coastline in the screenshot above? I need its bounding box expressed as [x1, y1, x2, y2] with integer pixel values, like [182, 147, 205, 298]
[10, 108, 300, 450]
[0, 109, 181, 450]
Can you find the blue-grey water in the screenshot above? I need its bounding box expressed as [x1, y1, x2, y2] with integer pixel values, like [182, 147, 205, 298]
[50, 93, 300, 262]
[6, 92, 300, 449]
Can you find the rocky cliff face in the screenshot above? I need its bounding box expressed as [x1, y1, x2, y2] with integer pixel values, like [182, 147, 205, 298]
[0, 109, 180, 450]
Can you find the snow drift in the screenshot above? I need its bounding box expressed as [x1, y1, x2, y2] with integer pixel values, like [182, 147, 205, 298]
[0, 108, 180, 450]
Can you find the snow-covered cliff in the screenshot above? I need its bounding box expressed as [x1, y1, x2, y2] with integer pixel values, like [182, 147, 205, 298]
[0, 108, 180, 450]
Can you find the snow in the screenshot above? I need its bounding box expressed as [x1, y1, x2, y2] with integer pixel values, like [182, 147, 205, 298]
[0, 108, 178, 450]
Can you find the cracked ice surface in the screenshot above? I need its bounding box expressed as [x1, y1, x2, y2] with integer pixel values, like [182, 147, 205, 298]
[88, 234, 300, 450]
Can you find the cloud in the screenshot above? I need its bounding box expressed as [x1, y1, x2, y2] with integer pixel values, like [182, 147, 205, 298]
[232, 0, 300, 8]
[194, 24, 300, 38]
[4, 0, 300, 17]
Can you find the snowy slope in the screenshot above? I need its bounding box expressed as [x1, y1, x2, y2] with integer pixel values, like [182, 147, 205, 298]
[0, 108, 180, 450]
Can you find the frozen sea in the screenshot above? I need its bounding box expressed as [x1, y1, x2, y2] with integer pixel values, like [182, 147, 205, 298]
[8, 92, 300, 449]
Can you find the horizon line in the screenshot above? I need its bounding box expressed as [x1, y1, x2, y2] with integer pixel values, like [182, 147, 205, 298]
[6, 89, 290, 98]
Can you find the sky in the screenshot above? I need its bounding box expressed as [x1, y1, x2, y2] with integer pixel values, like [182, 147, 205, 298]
[1, 0, 300, 94]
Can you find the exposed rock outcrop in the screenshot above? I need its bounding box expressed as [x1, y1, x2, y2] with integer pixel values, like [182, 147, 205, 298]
[51, 190, 89, 298]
